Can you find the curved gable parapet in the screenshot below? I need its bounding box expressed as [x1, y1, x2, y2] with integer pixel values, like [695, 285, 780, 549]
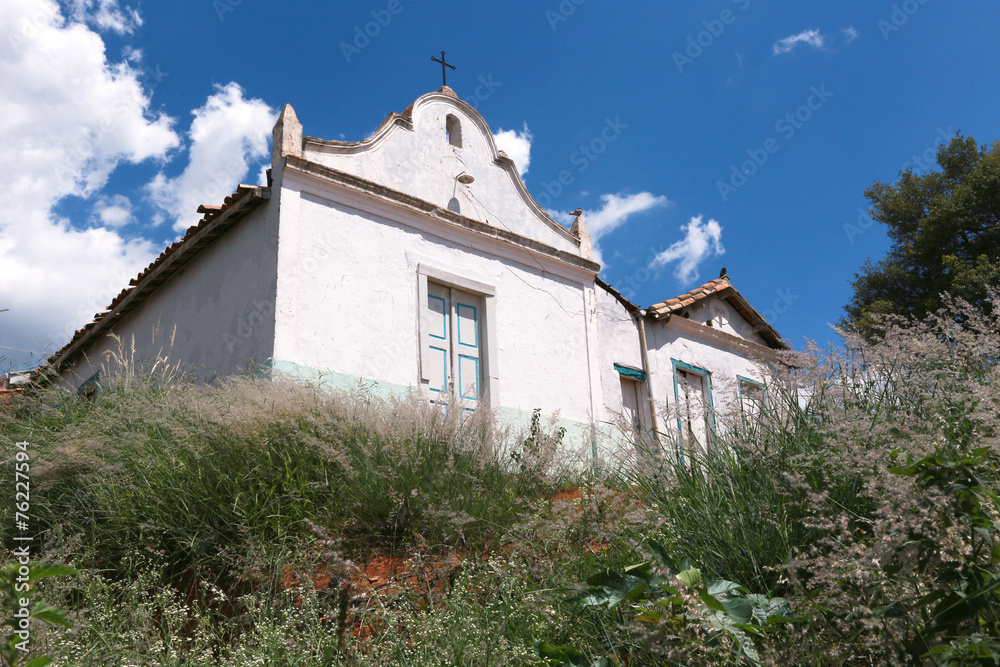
[302, 90, 584, 257]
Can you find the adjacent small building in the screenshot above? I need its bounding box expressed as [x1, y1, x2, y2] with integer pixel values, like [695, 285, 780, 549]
[47, 87, 788, 455]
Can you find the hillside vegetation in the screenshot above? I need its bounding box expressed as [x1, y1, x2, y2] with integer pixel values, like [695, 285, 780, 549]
[2, 292, 999, 665]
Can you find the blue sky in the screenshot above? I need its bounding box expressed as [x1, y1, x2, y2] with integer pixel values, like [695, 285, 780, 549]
[2, 0, 999, 372]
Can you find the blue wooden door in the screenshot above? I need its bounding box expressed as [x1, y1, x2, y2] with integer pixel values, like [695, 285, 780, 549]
[677, 369, 710, 450]
[426, 282, 450, 403]
[425, 283, 482, 408]
[454, 289, 481, 404]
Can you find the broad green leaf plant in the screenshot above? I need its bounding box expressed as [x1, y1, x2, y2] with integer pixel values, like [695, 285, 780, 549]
[537, 541, 793, 666]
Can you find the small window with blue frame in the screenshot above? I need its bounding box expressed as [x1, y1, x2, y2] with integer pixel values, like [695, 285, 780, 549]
[77, 370, 100, 400]
[737, 375, 766, 422]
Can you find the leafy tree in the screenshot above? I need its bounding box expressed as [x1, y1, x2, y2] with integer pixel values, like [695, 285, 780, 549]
[843, 134, 1000, 335]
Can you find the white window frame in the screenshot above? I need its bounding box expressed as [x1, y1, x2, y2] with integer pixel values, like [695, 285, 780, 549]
[417, 264, 498, 410]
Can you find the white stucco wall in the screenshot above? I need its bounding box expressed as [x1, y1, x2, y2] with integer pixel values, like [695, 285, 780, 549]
[60, 202, 279, 388]
[595, 287, 643, 421]
[591, 286, 648, 456]
[687, 295, 771, 346]
[592, 285, 783, 454]
[271, 170, 600, 438]
[644, 314, 776, 434]
[302, 92, 581, 257]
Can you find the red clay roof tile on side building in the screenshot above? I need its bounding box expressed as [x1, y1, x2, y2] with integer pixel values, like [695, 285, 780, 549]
[647, 277, 788, 350]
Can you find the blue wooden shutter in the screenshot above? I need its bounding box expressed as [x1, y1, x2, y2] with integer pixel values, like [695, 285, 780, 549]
[425, 282, 450, 401]
[454, 289, 481, 403]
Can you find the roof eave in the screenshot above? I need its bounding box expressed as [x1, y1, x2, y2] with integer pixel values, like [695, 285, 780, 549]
[46, 186, 271, 374]
[595, 276, 640, 313]
[645, 279, 789, 351]
[718, 290, 790, 350]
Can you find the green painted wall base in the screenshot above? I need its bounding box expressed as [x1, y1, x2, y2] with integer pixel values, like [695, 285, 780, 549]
[264, 358, 604, 466]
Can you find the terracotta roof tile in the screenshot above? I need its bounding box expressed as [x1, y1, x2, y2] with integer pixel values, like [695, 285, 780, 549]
[647, 277, 731, 317]
[646, 276, 788, 350]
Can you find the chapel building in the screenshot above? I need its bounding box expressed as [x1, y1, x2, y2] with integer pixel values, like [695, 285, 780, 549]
[49, 87, 788, 454]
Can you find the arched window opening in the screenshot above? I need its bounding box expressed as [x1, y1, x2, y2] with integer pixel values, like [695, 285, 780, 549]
[446, 114, 462, 148]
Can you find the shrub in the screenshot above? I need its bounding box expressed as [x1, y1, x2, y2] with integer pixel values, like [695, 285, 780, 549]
[577, 289, 1000, 664]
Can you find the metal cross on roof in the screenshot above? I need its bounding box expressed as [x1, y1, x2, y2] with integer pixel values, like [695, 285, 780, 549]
[431, 51, 455, 87]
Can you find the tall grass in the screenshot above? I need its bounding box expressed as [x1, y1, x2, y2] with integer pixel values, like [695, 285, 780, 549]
[625, 433, 806, 595]
[9, 292, 999, 664]
[591, 290, 1000, 664]
[621, 374, 882, 596]
[1, 362, 612, 664]
[1, 359, 633, 665]
[2, 370, 575, 579]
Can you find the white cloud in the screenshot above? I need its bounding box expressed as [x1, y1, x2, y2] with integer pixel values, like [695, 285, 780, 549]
[773, 29, 826, 55]
[0, 211, 158, 368]
[66, 0, 142, 34]
[0, 0, 181, 369]
[581, 192, 669, 240]
[493, 123, 533, 176]
[1, 1, 179, 207]
[123, 45, 143, 62]
[649, 216, 725, 285]
[92, 194, 134, 227]
[146, 83, 276, 232]
[842, 26, 859, 44]
[548, 191, 668, 265]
